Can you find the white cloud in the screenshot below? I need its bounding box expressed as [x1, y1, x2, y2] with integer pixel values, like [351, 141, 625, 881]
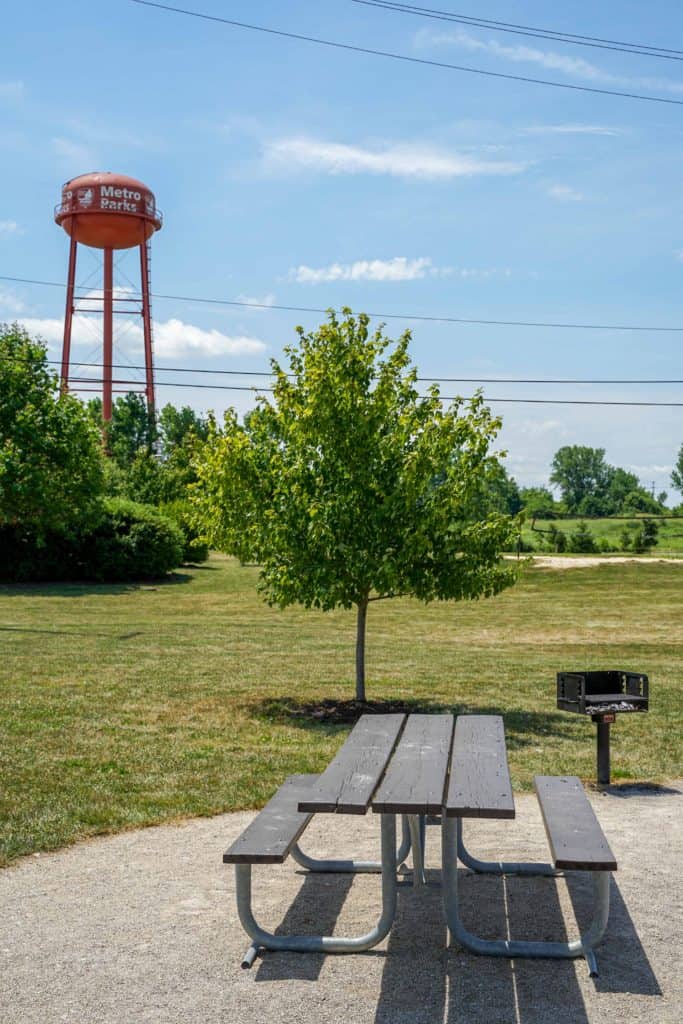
[0, 219, 22, 236]
[289, 259, 515, 283]
[151, 319, 267, 358]
[524, 124, 623, 137]
[52, 137, 99, 169]
[291, 257, 434, 284]
[547, 185, 584, 202]
[264, 137, 526, 179]
[0, 81, 24, 101]
[16, 315, 267, 358]
[416, 29, 683, 94]
[0, 288, 26, 314]
[234, 293, 276, 308]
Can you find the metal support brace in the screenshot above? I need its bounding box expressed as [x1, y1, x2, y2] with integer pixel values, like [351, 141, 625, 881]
[290, 806, 411, 872]
[237, 813, 398, 967]
[290, 813, 411, 874]
[442, 818, 611, 977]
[457, 820, 559, 877]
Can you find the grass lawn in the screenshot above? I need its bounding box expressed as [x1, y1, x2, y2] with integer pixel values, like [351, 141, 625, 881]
[522, 515, 683, 554]
[1, 554, 681, 867]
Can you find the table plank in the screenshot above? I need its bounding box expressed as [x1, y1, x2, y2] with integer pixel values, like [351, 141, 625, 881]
[535, 775, 617, 871]
[298, 714, 405, 815]
[445, 715, 515, 819]
[372, 714, 454, 814]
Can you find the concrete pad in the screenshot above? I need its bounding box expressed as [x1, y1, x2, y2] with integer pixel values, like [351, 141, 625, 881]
[1, 786, 681, 1023]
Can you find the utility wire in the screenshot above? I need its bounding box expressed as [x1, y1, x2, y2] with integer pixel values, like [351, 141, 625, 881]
[353, 1, 683, 62]
[63, 375, 683, 406]
[4, 274, 683, 333]
[129, 0, 683, 106]
[47, 359, 683, 386]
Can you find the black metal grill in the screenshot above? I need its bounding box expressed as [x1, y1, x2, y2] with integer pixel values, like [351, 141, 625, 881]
[557, 670, 649, 717]
[556, 671, 649, 785]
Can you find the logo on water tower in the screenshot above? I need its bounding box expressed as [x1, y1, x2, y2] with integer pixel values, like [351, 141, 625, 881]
[77, 187, 94, 208]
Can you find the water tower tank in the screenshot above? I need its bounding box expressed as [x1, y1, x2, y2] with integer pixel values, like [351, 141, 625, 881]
[55, 171, 162, 249]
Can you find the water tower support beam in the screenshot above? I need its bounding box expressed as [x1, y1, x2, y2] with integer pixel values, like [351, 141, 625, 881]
[103, 247, 114, 421]
[60, 236, 78, 395]
[139, 240, 155, 416]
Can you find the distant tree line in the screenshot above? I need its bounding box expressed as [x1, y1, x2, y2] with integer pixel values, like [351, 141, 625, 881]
[2, 319, 683, 582]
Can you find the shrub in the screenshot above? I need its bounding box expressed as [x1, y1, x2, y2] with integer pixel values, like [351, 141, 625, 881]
[544, 523, 567, 553]
[620, 518, 659, 554]
[568, 521, 597, 553]
[160, 500, 210, 563]
[80, 499, 184, 580]
[0, 499, 184, 582]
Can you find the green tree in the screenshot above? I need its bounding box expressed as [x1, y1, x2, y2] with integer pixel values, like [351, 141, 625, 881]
[0, 323, 103, 535]
[157, 403, 208, 457]
[519, 486, 557, 520]
[88, 393, 156, 468]
[550, 446, 611, 513]
[672, 444, 683, 494]
[193, 310, 518, 700]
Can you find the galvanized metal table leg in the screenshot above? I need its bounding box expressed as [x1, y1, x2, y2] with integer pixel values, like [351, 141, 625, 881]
[457, 820, 559, 877]
[236, 813, 398, 965]
[290, 814, 410, 874]
[442, 817, 611, 976]
[407, 815, 425, 887]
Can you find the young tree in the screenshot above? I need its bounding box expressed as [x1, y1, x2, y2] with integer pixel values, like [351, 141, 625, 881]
[0, 323, 103, 535]
[193, 310, 518, 701]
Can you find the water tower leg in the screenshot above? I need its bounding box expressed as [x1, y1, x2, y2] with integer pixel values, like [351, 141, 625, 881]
[140, 241, 155, 418]
[60, 237, 78, 395]
[103, 248, 113, 422]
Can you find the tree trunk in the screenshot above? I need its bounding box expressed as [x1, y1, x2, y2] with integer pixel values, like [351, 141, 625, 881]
[355, 598, 369, 702]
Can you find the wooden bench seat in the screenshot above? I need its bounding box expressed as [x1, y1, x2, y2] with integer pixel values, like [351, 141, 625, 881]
[534, 775, 618, 871]
[223, 774, 317, 864]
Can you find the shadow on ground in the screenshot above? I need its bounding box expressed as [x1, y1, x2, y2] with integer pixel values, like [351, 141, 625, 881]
[250, 695, 576, 747]
[0, 571, 193, 598]
[251, 857, 662, 1022]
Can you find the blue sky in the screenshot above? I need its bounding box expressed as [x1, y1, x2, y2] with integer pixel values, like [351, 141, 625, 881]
[1, 0, 682, 496]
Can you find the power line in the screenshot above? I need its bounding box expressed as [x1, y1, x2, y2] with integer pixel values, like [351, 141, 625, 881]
[64, 376, 683, 407]
[129, 0, 683, 106]
[5, 273, 683, 333]
[47, 359, 683, 386]
[353, 1, 683, 62]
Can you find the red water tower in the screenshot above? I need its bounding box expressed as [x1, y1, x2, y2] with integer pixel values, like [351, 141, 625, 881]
[55, 171, 163, 420]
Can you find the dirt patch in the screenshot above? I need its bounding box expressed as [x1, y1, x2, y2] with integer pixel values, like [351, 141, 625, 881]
[529, 555, 683, 570]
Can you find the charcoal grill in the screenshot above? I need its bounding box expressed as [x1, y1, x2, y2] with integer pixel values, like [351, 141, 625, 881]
[557, 670, 649, 785]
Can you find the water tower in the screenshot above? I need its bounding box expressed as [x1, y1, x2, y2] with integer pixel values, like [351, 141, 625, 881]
[55, 172, 162, 420]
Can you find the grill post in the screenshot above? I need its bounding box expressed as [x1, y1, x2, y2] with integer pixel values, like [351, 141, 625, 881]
[595, 718, 611, 786]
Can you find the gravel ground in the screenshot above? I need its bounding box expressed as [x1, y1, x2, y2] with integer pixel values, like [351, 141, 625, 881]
[1, 785, 681, 1024]
[529, 556, 683, 569]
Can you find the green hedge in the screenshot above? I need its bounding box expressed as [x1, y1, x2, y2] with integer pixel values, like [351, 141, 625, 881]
[0, 498, 184, 582]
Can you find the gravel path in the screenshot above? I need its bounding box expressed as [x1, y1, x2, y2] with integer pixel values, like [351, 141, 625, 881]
[1, 785, 681, 1024]
[529, 556, 683, 569]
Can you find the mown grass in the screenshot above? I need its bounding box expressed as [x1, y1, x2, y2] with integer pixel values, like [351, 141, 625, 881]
[522, 516, 683, 554]
[1, 555, 681, 866]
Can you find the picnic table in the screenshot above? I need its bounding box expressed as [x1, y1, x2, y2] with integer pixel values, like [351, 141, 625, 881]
[225, 713, 616, 975]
